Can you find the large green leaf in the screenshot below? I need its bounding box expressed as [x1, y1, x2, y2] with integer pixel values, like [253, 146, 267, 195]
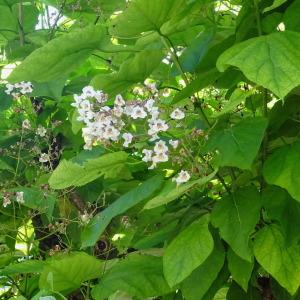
[263, 141, 300, 202]
[0, 4, 18, 40]
[0, 260, 45, 276]
[49, 151, 129, 189]
[254, 225, 300, 295]
[211, 187, 261, 261]
[283, 0, 300, 32]
[181, 237, 225, 300]
[39, 252, 102, 293]
[110, 0, 186, 37]
[227, 248, 254, 292]
[163, 215, 214, 287]
[262, 186, 300, 245]
[92, 255, 171, 299]
[81, 175, 164, 248]
[217, 31, 300, 98]
[205, 117, 268, 170]
[144, 171, 217, 210]
[91, 50, 164, 95]
[9, 25, 107, 83]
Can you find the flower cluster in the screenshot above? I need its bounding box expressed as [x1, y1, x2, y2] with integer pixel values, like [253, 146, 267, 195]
[72, 85, 190, 183]
[2, 191, 24, 207]
[5, 82, 33, 98]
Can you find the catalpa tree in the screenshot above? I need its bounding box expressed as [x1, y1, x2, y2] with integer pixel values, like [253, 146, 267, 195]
[0, 0, 299, 299]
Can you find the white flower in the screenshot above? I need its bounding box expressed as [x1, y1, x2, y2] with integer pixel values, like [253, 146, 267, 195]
[149, 106, 160, 120]
[169, 139, 179, 149]
[22, 119, 31, 130]
[77, 109, 94, 123]
[20, 82, 33, 94]
[100, 106, 111, 112]
[123, 105, 134, 116]
[36, 125, 47, 137]
[3, 195, 11, 208]
[130, 106, 147, 119]
[83, 137, 93, 150]
[122, 133, 133, 147]
[71, 94, 84, 108]
[170, 108, 185, 120]
[154, 140, 168, 154]
[94, 90, 107, 103]
[16, 191, 24, 204]
[82, 86, 95, 98]
[80, 211, 92, 224]
[163, 89, 171, 97]
[79, 99, 92, 111]
[115, 94, 125, 107]
[39, 153, 50, 163]
[103, 125, 120, 141]
[148, 162, 156, 169]
[172, 170, 191, 185]
[148, 119, 168, 136]
[5, 83, 14, 95]
[152, 152, 168, 163]
[112, 106, 123, 118]
[145, 99, 155, 111]
[145, 83, 157, 93]
[142, 149, 153, 162]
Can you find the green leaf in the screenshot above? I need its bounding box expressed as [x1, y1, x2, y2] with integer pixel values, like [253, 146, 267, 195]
[254, 225, 300, 295]
[211, 187, 261, 261]
[92, 255, 171, 299]
[81, 175, 164, 248]
[283, 0, 300, 31]
[30, 78, 67, 100]
[9, 25, 107, 83]
[144, 171, 217, 210]
[110, 0, 186, 37]
[217, 31, 300, 98]
[227, 248, 253, 292]
[49, 151, 129, 189]
[39, 252, 102, 293]
[181, 237, 225, 300]
[262, 186, 300, 245]
[263, 141, 300, 202]
[205, 117, 268, 170]
[0, 4, 18, 40]
[175, 28, 214, 74]
[0, 260, 45, 276]
[163, 215, 214, 287]
[91, 50, 164, 95]
[0, 158, 13, 171]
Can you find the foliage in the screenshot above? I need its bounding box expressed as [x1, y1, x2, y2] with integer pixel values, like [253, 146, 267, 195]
[0, 0, 300, 299]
